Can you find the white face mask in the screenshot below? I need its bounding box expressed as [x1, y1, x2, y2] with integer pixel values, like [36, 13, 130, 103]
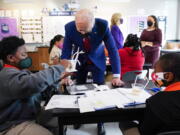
[151, 72, 165, 81]
[151, 72, 168, 87]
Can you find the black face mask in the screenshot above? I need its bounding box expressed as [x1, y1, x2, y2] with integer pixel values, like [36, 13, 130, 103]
[147, 21, 153, 27]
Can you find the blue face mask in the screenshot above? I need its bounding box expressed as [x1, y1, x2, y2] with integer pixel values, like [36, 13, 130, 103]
[18, 57, 32, 69]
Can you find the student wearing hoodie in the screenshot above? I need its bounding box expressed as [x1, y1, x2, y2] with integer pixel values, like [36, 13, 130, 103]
[119, 34, 145, 77]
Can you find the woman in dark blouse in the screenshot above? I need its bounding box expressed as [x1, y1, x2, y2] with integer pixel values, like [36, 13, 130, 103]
[140, 15, 162, 67]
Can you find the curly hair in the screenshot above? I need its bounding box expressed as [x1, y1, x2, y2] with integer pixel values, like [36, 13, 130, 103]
[124, 34, 142, 51]
[0, 36, 25, 62]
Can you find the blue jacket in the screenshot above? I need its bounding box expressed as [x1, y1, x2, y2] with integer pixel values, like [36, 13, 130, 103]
[111, 25, 124, 49]
[61, 18, 120, 74]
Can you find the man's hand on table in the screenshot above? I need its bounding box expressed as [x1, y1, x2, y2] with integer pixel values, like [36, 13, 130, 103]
[111, 77, 124, 87]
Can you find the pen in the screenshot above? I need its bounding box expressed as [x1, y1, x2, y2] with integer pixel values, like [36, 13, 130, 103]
[124, 102, 145, 107]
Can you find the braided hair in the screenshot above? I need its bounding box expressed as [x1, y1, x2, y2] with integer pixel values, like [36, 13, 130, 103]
[124, 34, 143, 52]
[48, 35, 64, 54]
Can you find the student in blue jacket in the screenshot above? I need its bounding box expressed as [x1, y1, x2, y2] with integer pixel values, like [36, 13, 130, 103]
[0, 36, 70, 135]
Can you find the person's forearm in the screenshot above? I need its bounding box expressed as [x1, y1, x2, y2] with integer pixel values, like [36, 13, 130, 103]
[141, 41, 153, 47]
[145, 41, 153, 46]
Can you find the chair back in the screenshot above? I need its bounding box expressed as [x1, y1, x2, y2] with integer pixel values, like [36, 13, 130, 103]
[122, 70, 143, 82]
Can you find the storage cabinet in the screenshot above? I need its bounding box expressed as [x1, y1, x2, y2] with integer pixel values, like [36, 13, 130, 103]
[28, 47, 49, 71]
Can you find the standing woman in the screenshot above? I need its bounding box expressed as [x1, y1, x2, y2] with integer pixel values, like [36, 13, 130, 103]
[140, 15, 162, 67]
[49, 35, 64, 65]
[110, 13, 124, 50]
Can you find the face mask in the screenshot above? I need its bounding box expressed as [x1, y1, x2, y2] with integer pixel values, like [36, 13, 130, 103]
[151, 72, 168, 87]
[147, 21, 153, 27]
[120, 18, 123, 24]
[18, 57, 32, 69]
[58, 43, 63, 49]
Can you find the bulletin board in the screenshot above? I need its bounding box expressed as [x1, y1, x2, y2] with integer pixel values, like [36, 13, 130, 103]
[20, 17, 43, 43]
[0, 18, 18, 40]
[42, 16, 74, 43]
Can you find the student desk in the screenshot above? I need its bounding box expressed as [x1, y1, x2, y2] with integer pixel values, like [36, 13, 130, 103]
[48, 81, 155, 135]
[49, 104, 145, 135]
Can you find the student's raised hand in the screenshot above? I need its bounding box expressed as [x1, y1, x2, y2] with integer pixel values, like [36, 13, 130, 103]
[111, 78, 124, 87]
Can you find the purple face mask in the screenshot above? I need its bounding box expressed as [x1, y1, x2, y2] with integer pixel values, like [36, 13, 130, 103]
[120, 18, 123, 24]
[58, 43, 63, 49]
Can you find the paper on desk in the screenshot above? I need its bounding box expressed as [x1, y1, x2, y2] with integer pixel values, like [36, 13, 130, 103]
[78, 97, 95, 113]
[116, 88, 151, 103]
[95, 85, 110, 91]
[105, 90, 132, 108]
[76, 85, 88, 91]
[90, 91, 116, 110]
[45, 95, 79, 110]
[83, 90, 131, 111]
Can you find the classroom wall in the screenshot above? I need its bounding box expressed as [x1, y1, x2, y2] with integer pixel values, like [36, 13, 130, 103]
[177, 0, 180, 39]
[0, 0, 178, 40]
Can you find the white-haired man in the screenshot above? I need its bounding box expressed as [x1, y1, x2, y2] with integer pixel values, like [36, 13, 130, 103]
[61, 9, 124, 135]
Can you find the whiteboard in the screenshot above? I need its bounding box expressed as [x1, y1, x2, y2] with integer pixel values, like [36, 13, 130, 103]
[43, 16, 74, 43]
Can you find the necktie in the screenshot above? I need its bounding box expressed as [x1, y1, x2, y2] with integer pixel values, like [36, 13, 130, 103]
[83, 36, 91, 52]
[82, 35, 92, 64]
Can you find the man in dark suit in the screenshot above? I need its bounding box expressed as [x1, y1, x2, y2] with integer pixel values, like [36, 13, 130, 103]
[61, 9, 124, 135]
[61, 9, 124, 86]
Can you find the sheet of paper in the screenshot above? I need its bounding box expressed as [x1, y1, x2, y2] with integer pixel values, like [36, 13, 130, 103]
[76, 85, 87, 91]
[45, 95, 79, 110]
[96, 85, 110, 91]
[83, 90, 128, 110]
[116, 88, 151, 103]
[92, 91, 117, 110]
[78, 97, 95, 113]
[105, 90, 132, 108]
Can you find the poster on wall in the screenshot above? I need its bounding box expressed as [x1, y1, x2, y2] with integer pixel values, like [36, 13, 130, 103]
[0, 18, 18, 40]
[158, 16, 166, 40]
[128, 16, 147, 37]
[20, 17, 43, 43]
